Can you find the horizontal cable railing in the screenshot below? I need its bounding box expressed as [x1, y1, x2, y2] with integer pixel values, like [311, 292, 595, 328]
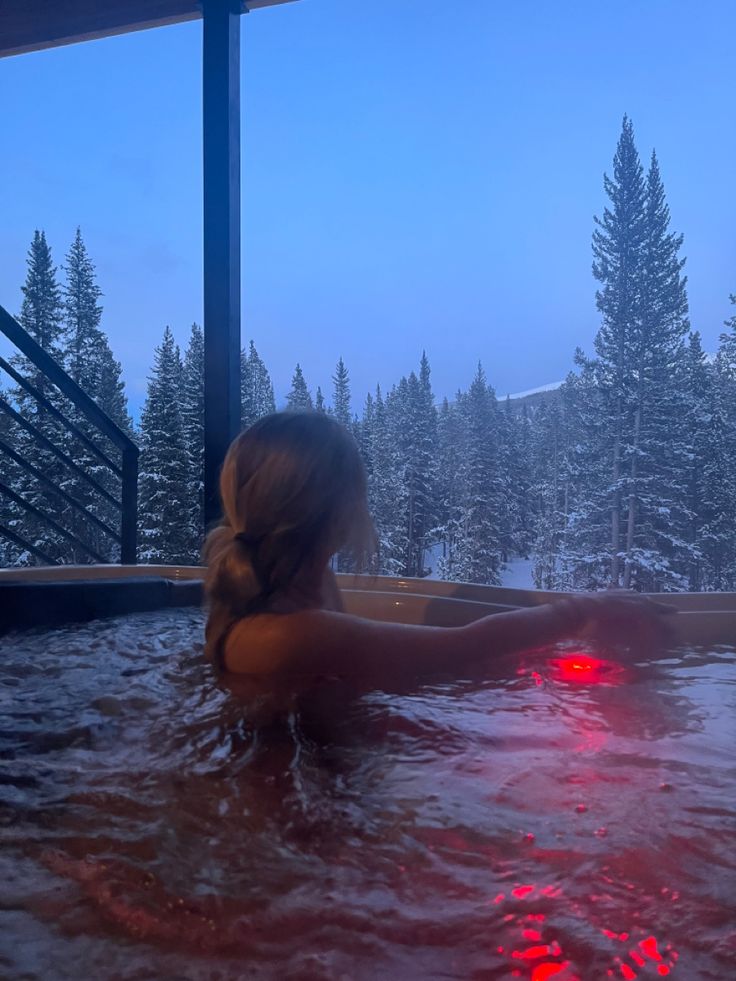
[0, 302, 139, 566]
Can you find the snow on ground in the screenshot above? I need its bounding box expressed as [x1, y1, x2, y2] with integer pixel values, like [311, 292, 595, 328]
[499, 557, 536, 589]
[424, 543, 445, 580]
[423, 546, 537, 589]
[502, 381, 563, 401]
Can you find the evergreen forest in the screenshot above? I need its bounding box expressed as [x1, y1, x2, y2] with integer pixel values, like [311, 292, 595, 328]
[2, 119, 735, 591]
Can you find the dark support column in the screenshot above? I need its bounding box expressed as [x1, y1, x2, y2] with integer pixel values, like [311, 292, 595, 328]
[203, 0, 242, 529]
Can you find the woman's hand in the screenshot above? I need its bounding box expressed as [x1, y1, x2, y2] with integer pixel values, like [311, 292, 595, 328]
[558, 591, 677, 651]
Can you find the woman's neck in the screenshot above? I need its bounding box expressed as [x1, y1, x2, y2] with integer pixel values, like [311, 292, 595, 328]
[272, 560, 332, 613]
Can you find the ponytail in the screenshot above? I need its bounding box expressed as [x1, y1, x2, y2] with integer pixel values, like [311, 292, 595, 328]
[203, 412, 376, 667]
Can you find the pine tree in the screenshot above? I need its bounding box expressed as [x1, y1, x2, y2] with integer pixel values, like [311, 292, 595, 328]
[512, 403, 534, 557]
[588, 116, 648, 586]
[315, 386, 327, 414]
[286, 363, 313, 411]
[358, 390, 375, 476]
[530, 397, 563, 588]
[15, 231, 64, 390]
[181, 323, 204, 561]
[332, 357, 351, 427]
[0, 378, 23, 565]
[9, 231, 66, 563]
[563, 121, 692, 590]
[701, 302, 736, 588]
[616, 150, 691, 590]
[410, 353, 439, 575]
[370, 384, 408, 575]
[62, 228, 130, 432]
[435, 395, 467, 581]
[681, 331, 716, 589]
[380, 357, 438, 577]
[450, 364, 504, 585]
[62, 228, 103, 395]
[59, 229, 132, 560]
[138, 327, 192, 564]
[549, 362, 609, 589]
[497, 397, 520, 565]
[529, 383, 582, 590]
[328, 359, 357, 571]
[241, 340, 275, 429]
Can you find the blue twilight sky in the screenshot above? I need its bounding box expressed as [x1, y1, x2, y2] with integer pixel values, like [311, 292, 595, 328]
[1, 0, 734, 417]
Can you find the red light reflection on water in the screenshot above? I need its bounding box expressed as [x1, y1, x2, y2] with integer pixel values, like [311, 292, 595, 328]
[640, 936, 663, 962]
[512, 884, 536, 899]
[493, 883, 679, 980]
[532, 964, 572, 981]
[548, 653, 626, 686]
[518, 652, 627, 688]
[513, 943, 561, 960]
[604, 931, 679, 979]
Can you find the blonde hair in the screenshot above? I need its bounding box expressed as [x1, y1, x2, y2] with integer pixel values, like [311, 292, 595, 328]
[203, 412, 374, 664]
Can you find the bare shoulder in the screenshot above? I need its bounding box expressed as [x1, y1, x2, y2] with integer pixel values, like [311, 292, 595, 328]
[222, 607, 450, 679]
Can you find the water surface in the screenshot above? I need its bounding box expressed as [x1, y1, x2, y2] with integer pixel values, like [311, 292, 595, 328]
[1, 609, 734, 980]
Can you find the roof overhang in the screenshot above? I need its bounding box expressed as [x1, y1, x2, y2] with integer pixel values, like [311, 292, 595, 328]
[0, 0, 296, 59]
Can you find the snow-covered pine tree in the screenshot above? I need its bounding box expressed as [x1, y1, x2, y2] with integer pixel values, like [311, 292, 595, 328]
[0, 377, 23, 565]
[552, 362, 611, 590]
[412, 352, 439, 576]
[701, 301, 736, 588]
[681, 331, 715, 589]
[138, 327, 192, 564]
[285, 363, 313, 411]
[382, 358, 438, 577]
[497, 397, 521, 566]
[369, 383, 408, 575]
[9, 230, 67, 563]
[529, 379, 587, 590]
[512, 403, 534, 557]
[435, 395, 467, 581]
[564, 121, 691, 590]
[62, 229, 131, 431]
[588, 116, 648, 587]
[62, 228, 103, 394]
[328, 358, 357, 571]
[239, 348, 251, 426]
[241, 340, 275, 429]
[332, 357, 351, 427]
[450, 364, 504, 585]
[181, 323, 204, 561]
[60, 229, 133, 560]
[530, 396, 564, 589]
[359, 390, 375, 480]
[618, 151, 691, 590]
[315, 387, 326, 414]
[14, 231, 64, 398]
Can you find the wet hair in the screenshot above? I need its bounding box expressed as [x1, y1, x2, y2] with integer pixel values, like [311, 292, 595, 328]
[203, 411, 375, 663]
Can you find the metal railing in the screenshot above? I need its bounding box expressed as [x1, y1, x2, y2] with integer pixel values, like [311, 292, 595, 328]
[0, 303, 138, 565]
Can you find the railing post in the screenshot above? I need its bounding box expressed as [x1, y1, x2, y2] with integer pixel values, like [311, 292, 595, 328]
[121, 446, 138, 564]
[203, 0, 242, 529]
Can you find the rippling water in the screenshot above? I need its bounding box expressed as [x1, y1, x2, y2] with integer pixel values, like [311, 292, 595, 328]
[1, 609, 734, 980]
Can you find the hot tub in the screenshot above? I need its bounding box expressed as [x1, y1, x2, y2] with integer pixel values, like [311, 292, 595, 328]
[2, 565, 735, 645]
[1, 567, 734, 979]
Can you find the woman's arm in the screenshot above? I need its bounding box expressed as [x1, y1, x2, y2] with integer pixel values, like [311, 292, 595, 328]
[224, 594, 673, 680]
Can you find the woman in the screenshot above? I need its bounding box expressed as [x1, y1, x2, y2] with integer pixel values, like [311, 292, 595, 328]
[204, 412, 672, 683]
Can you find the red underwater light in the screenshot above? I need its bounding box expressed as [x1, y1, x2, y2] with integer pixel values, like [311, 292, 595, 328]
[549, 653, 625, 685]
